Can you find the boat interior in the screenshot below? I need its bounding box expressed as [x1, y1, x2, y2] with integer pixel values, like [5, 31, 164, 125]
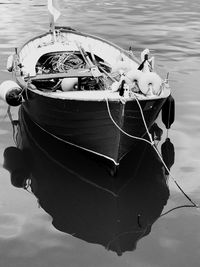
[16, 30, 169, 99]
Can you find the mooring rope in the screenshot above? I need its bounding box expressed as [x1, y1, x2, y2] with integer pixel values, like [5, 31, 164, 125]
[160, 204, 198, 218]
[21, 114, 118, 197]
[105, 94, 199, 209]
[105, 97, 154, 146]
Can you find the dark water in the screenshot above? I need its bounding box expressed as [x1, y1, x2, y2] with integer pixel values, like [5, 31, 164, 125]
[1, 0, 200, 266]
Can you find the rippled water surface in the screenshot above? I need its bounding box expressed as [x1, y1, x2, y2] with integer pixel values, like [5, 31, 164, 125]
[0, 0, 200, 266]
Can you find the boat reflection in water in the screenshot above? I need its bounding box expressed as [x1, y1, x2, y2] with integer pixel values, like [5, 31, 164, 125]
[3, 109, 172, 256]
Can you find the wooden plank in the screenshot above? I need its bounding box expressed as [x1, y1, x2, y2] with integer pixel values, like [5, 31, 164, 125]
[26, 69, 94, 81]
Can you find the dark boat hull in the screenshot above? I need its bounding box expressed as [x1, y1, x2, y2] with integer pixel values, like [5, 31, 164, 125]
[21, 89, 166, 165]
[9, 103, 169, 255]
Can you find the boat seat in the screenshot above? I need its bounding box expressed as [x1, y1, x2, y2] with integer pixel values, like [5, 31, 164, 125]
[26, 69, 94, 81]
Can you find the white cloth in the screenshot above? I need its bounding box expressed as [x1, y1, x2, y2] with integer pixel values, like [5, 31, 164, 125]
[47, 0, 60, 22]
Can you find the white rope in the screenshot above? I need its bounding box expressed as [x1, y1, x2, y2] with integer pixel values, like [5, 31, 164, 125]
[105, 96, 154, 146]
[154, 147, 198, 207]
[105, 95, 199, 208]
[29, 115, 119, 165]
[21, 115, 118, 197]
[132, 93, 154, 144]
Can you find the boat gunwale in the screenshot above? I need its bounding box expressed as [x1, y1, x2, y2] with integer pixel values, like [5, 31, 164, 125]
[14, 26, 170, 102]
[22, 85, 171, 101]
[17, 26, 140, 64]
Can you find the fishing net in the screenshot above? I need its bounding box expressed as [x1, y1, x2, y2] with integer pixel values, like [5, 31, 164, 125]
[35, 51, 114, 91]
[38, 52, 85, 73]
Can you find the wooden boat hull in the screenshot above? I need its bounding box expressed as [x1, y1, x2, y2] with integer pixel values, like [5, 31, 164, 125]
[21, 89, 166, 165]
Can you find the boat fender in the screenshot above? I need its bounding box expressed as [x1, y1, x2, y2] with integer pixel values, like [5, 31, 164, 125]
[61, 78, 78, 91]
[0, 80, 23, 106]
[139, 49, 155, 72]
[138, 72, 162, 95]
[7, 54, 14, 72]
[112, 60, 131, 73]
[126, 69, 143, 82]
[141, 48, 150, 62]
[124, 69, 142, 92]
[161, 94, 175, 129]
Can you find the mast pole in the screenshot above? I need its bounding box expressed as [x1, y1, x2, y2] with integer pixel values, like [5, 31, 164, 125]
[47, 0, 60, 40]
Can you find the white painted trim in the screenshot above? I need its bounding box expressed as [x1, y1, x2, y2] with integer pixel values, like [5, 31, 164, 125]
[28, 88, 171, 101]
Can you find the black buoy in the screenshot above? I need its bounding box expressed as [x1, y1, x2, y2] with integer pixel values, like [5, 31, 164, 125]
[161, 138, 175, 174]
[0, 80, 23, 106]
[161, 95, 175, 129]
[5, 88, 23, 106]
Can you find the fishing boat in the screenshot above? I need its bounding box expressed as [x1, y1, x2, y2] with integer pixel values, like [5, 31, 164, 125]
[0, 1, 173, 170]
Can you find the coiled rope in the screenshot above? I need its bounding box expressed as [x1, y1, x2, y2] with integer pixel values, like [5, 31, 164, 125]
[105, 94, 199, 209]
